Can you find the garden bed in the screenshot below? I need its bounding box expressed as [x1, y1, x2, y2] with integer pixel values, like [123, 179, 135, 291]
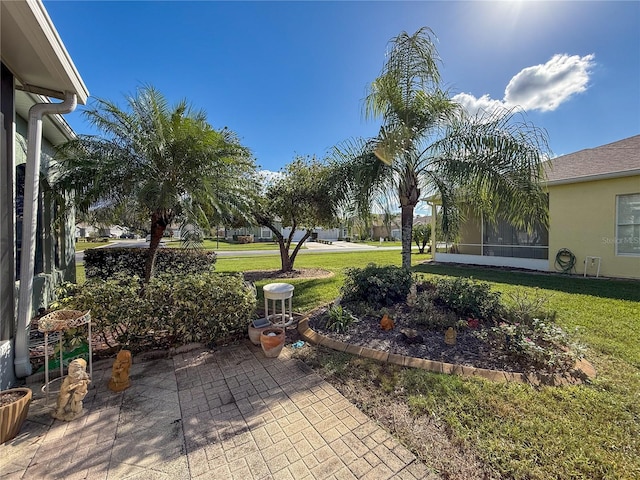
[306, 265, 588, 379]
[308, 304, 514, 371]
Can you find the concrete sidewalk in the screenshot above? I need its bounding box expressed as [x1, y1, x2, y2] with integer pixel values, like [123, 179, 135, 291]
[1, 343, 434, 479]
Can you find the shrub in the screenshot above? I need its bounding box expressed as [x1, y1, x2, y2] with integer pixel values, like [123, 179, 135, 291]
[472, 288, 581, 374]
[325, 305, 357, 333]
[502, 288, 557, 325]
[433, 277, 502, 322]
[408, 290, 458, 330]
[52, 272, 255, 350]
[84, 247, 217, 280]
[476, 318, 584, 374]
[341, 264, 412, 308]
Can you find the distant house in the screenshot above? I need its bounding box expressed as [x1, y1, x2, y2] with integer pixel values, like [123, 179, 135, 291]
[434, 135, 640, 279]
[1, 0, 89, 388]
[371, 213, 402, 240]
[225, 225, 345, 243]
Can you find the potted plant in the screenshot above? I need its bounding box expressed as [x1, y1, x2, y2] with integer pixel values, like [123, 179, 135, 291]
[0, 387, 32, 444]
[260, 327, 285, 357]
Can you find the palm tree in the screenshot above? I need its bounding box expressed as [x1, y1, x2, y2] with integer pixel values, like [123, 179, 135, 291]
[333, 27, 549, 269]
[55, 86, 256, 282]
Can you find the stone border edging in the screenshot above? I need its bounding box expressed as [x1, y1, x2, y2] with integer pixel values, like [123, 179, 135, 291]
[296, 304, 596, 386]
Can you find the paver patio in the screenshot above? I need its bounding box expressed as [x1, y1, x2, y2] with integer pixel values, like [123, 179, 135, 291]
[1, 343, 436, 479]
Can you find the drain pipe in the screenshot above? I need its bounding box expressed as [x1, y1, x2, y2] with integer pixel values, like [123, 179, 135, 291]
[14, 91, 77, 378]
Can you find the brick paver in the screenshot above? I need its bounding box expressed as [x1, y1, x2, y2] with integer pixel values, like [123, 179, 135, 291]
[1, 342, 437, 479]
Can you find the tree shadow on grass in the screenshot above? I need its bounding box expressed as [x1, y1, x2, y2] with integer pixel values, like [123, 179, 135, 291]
[412, 262, 640, 302]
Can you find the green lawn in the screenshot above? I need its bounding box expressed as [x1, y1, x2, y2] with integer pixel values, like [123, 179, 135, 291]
[75, 240, 112, 252]
[358, 240, 403, 247]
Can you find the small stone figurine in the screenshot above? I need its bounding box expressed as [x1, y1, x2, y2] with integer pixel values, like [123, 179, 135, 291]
[444, 327, 457, 346]
[52, 358, 90, 421]
[108, 350, 132, 392]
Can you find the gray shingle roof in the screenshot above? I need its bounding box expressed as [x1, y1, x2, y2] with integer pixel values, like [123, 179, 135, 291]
[544, 135, 640, 184]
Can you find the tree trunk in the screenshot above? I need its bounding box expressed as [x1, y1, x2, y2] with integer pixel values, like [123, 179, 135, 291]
[400, 204, 414, 269]
[144, 211, 169, 283]
[287, 230, 313, 271]
[278, 241, 293, 272]
[399, 167, 420, 270]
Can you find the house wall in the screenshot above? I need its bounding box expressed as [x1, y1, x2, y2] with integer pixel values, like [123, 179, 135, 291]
[548, 175, 640, 279]
[14, 109, 77, 318]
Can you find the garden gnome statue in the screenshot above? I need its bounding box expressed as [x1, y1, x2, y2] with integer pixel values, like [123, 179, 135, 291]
[108, 350, 132, 392]
[52, 358, 90, 421]
[444, 327, 457, 346]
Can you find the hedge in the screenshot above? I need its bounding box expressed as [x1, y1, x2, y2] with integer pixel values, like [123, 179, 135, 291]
[53, 272, 256, 350]
[84, 247, 217, 280]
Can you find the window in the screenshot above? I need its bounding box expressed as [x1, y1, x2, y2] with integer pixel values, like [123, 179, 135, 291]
[616, 193, 640, 256]
[260, 227, 272, 239]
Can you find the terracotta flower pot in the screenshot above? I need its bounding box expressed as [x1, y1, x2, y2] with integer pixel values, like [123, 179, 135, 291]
[260, 328, 285, 358]
[248, 319, 271, 345]
[0, 387, 32, 444]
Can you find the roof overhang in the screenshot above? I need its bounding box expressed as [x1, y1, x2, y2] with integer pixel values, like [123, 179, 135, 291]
[545, 169, 640, 187]
[1, 0, 89, 105]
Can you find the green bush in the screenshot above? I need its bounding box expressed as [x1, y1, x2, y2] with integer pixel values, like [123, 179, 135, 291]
[434, 277, 502, 322]
[409, 290, 458, 330]
[84, 247, 217, 280]
[52, 272, 255, 350]
[341, 264, 412, 308]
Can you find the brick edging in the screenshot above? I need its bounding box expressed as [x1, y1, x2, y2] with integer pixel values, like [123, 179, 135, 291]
[296, 305, 596, 386]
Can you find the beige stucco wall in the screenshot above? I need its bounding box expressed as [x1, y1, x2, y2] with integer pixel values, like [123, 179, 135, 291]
[548, 175, 640, 279]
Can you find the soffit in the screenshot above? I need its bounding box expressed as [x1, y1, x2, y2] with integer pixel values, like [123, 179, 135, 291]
[1, 0, 89, 105]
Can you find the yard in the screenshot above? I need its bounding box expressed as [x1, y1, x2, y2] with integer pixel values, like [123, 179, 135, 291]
[75, 250, 639, 478]
[217, 252, 640, 479]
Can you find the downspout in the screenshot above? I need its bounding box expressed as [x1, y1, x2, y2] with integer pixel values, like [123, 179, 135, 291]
[14, 91, 77, 378]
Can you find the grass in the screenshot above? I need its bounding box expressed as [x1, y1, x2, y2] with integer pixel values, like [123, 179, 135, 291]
[412, 263, 640, 367]
[75, 240, 112, 252]
[358, 240, 403, 247]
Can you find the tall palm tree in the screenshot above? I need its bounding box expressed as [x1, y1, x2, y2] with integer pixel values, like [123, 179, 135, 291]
[333, 27, 549, 269]
[55, 86, 256, 282]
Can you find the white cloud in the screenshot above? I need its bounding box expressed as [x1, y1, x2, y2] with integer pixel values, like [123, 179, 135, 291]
[451, 92, 506, 117]
[453, 53, 595, 115]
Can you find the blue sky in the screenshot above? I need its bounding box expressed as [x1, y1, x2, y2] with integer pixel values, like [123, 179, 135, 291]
[45, 1, 639, 178]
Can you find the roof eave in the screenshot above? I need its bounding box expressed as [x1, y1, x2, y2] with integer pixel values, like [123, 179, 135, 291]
[545, 169, 640, 186]
[1, 0, 89, 105]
